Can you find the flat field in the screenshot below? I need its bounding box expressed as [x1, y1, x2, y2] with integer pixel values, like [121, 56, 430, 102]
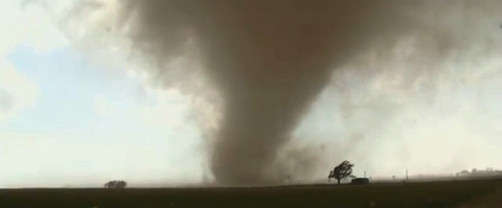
[1, 178, 501, 208]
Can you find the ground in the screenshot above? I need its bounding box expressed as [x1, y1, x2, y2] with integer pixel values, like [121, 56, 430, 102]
[0, 178, 501, 208]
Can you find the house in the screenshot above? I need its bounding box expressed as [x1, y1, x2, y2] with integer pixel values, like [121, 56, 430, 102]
[351, 177, 370, 185]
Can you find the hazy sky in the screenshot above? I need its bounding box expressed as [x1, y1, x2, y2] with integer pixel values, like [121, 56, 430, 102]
[1, 0, 501, 187]
[0, 0, 206, 187]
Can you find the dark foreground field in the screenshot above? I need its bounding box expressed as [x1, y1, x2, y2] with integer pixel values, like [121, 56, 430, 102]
[1, 178, 501, 208]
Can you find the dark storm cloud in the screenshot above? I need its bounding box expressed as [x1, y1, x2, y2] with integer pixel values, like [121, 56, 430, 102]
[61, 0, 502, 185]
[115, 0, 427, 185]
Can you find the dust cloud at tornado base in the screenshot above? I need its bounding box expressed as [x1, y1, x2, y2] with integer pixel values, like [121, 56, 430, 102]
[51, 0, 502, 185]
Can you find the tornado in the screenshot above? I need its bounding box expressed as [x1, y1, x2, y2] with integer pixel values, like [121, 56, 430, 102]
[57, 0, 502, 185]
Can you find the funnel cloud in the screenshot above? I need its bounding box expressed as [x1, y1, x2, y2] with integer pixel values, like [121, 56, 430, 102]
[55, 0, 502, 185]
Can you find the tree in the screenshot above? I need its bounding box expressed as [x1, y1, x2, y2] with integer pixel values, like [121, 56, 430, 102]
[104, 180, 127, 189]
[329, 160, 354, 185]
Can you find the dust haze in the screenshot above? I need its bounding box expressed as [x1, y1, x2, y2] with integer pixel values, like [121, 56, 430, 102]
[0, 89, 14, 113]
[46, 0, 502, 185]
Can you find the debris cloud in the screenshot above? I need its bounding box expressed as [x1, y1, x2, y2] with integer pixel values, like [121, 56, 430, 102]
[55, 0, 502, 185]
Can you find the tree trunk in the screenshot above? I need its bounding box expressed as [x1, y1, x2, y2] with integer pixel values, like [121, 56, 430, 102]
[337, 179, 340, 185]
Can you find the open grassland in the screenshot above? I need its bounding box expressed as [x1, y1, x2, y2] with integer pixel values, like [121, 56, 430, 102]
[1, 178, 501, 208]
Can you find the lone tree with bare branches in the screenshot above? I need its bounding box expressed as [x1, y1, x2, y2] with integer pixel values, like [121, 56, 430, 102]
[328, 160, 354, 184]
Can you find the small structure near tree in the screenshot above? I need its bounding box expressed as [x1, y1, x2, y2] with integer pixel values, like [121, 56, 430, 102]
[351, 177, 370, 185]
[104, 180, 127, 189]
